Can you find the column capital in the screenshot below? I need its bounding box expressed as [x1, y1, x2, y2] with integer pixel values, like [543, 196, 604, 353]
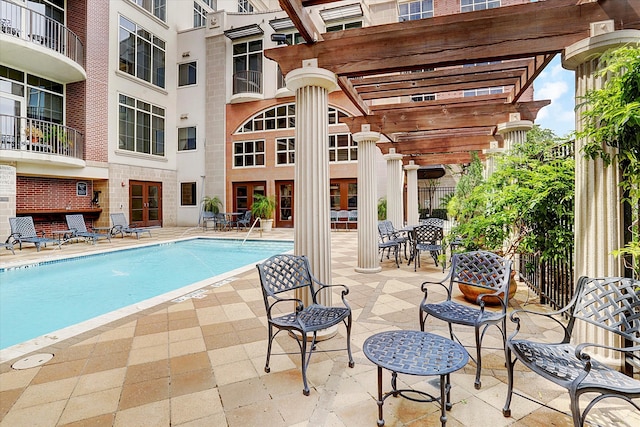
[404, 161, 420, 172]
[286, 59, 338, 92]
[352, 131, 380, 143]
[383, 148, 403, 161]
[563, 29, 640, 70]
[496, 120, 533, 135]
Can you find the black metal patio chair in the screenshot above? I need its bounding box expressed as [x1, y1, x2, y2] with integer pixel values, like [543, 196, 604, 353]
[256, 254, 354, 395]
[419, 250, 512, 389]
[8, 216, 61, 252]
[503, 276, 640, 426]
[412, 223, 443, 271]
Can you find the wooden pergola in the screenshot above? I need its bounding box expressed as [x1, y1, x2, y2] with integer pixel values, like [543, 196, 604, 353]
[265, 0, 640, 165]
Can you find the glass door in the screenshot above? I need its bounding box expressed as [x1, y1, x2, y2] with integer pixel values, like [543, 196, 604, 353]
[276, 181, 293, 228]
[130, 180, 162, 227]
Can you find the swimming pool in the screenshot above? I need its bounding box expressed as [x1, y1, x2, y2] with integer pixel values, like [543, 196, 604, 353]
[0, 238, 293, 357]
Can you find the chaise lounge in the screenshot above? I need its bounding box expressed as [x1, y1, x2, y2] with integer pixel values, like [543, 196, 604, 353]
[8, 216, 61, 252]
[110, 213, 152, 239]
[66, 214, 111, 244]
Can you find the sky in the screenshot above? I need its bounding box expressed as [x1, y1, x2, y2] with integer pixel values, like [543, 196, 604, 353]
[532, 56, 576, 138]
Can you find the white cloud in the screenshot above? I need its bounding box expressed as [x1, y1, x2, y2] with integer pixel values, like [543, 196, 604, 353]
[535, 80, 569, 102]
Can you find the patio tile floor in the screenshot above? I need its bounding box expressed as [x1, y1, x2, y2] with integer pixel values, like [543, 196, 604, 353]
[0, 226, 638, 426]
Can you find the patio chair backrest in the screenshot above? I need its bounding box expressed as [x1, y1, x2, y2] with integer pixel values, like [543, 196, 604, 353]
[414, 224, 442, 245]
[257, 254, 315, 298]
[110, 212, 128, 227]
[569, 276, 640, 345]
[9, 216, 38, 238]
[449, 250, 512, 294]
[348, 210, 357, 222]
[65, 214, 88, 233]
[421, 217, 444, 227]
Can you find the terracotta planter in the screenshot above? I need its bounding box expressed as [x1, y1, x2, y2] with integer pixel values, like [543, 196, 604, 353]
[458, 270, 517, 306]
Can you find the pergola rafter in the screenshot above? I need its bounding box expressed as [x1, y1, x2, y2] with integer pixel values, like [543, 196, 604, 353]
[266, 0, 640, 165]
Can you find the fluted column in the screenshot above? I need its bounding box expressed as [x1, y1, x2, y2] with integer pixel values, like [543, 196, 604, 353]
[496, 119, 533, 152]
[563, 24, 640, 365]
[287, 59, 337, 310]
[482, 141, 504, 179]
[384, 148, 405, 228]
[353, 126, 382, 273]
[404, 161, 420, 226]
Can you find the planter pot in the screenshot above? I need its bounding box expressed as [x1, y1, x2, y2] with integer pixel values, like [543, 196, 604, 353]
[261, 218, 274, 232]
[458, 270, 517, 306]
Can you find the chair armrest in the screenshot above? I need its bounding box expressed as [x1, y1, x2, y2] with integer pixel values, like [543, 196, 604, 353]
[312, 282, 351, 308]
[507, 307, 571, 343]
[267, 297, 304, 317]
[575, 342, 640, 361]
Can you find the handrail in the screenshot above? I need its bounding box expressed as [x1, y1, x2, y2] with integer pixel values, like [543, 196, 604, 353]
[241, 217, 262, 245]
[0, 0, 85, 67]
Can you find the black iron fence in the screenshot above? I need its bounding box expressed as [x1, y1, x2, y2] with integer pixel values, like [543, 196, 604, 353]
[418, 186, 455, 220]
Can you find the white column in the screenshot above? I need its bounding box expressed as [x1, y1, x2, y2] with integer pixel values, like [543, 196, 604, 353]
[496, 119, 533, 152]
[286, 59, 337, 310]
[384, 148, 405, 228]
[482, 141, 504, 179]
[404, 161, 420, 226]
[353, 126, 382, 273]
[0, 165, 17, 240]
[563, 25, 640, 365]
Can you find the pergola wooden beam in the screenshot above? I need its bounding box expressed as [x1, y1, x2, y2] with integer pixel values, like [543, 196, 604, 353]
[278, 0, 323, 44]
[341, 100, 549, 135]
[400, 152, 487, 166]
[267, 0, 640, 76]
[378, 136, 494, 155]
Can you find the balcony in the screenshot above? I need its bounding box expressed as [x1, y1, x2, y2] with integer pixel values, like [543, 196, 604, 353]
[0, 115, 85, 167]
[231, 70, 263, 103]
[0, 0, 85, 84]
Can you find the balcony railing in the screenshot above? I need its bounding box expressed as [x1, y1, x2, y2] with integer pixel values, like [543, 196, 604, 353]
[233, 70, 262, 95]
[0, 0, 84, 68]
[0, 115, 84, 160]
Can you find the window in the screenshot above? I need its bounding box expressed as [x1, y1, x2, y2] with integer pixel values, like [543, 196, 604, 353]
[330, 180, 357, 210]
[233, 140, 265, 167]
[329, 134, 357, 162]
[194, 0, 215, 28]
[398, 1, 434, 22]
[326, 21, 362, 32]
[118, 94, 165, 156]
[411, 94, 435, 102]
[237, 0, 253, 13]
[178, 126, 196, 151]
[129, 0, 166, 21]
[178, 62, 197, 86]
[26, 74, 64, 123]
[461, 0, 500, 13]
[276, 137, 295, 165]
[237, 104, 348, 133]
[119, 16, 166, 88]
[232, 39, 263, 94]
[181, 182, 197, 206]
[464, 87, 503, 97]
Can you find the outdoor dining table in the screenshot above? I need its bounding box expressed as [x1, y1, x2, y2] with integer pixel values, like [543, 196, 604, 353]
[363, 330, 468, 427]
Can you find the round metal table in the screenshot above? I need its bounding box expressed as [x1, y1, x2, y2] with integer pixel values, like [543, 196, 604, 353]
[363, 330, 468, 426]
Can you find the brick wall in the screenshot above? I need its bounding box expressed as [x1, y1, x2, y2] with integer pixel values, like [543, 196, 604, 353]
[16, 177, 96, 233]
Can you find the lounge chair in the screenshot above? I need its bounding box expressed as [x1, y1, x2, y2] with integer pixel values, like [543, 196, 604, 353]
[8, 216, 61, 252]
[109, 213, 152, 239]
[2, 240, 15, 255]
[65, 214, 111, 244]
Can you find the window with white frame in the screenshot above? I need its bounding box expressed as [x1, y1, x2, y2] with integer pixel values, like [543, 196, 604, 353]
[329, 134, 357, 162]
[194, 0, 215, 28]
[178, 62, 197, 86]
[233, 140, 265, 167]
[276, 137, 295, 165]
[237, 104, 348, 132]
[398, 1, 434, 22]
[181, 182, 197, 206]
[178, 126, 196, 151]
[129, 0, 166, 21]
[118, 94, 165, 156]
[464, 87, 503, 97]
[411, 94, 436, 102]
[232, 39, 262, 92]
[237, 0, 253, 13]
[119, 16, 166, 88]
[461, 0, 500, 12]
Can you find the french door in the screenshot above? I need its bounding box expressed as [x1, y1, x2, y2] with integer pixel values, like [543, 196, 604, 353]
[130, 181, 162, 227]
[276, 181, 293, 228]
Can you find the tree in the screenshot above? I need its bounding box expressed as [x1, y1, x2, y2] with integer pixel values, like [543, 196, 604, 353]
[576, 44, 640, 277]
[448, 127, 574, 261]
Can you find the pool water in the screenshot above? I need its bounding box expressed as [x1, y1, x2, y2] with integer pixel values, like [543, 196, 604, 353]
[0, 238, 293, 350]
